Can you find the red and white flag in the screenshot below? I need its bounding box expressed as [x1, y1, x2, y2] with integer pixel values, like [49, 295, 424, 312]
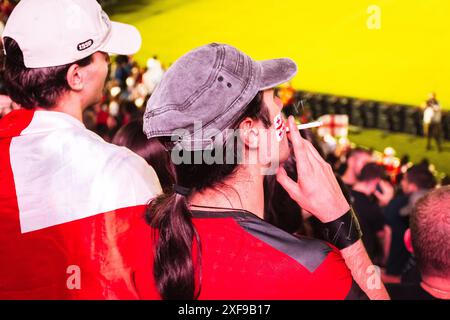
[0, 109, 161, 299]
[317, 114, 349, 137]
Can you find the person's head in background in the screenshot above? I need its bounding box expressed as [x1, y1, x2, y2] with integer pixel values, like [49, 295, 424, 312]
[441, 175, 450, 187]
[352, 162, 385, 196]
[401, 165, 436, 195]
[143, 43, 297, 299]
[428, 92, 437, 101]
[342, 148, 373, 187]
[1, 0, 141, 121]
[409, 186, 450, 299]
[115, 55, 130, 67]
[112, 119, 175, 192]
[119, 100, 140, 125]
[400, 154, 410, 167]
[325, 153, 341, 172]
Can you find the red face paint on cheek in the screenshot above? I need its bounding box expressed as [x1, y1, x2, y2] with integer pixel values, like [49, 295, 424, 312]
[274, 113, 286, 142]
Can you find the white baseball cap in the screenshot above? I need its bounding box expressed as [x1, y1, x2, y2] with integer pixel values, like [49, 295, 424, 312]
[2, 0, 142, 68]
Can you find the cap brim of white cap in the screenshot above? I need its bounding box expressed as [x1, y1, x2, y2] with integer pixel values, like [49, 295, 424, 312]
[258, 58, 298, 90]
[99, 21, 142, 56]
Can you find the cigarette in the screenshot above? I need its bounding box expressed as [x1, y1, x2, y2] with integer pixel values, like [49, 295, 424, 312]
[286, 121, 323, 132]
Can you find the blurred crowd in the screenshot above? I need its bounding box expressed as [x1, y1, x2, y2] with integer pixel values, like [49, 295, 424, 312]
[80, 54, 165, 142]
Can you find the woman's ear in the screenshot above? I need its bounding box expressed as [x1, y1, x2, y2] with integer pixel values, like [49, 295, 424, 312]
[404, 228, 414, 254]
[238, 117, 259, 149]
[66, 64, 84, 91]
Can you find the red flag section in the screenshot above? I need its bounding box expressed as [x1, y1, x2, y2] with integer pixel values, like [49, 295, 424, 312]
[0, 109, 161, 299]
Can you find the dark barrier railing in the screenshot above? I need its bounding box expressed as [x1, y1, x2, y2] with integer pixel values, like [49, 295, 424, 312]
[288, 91, 449, 141]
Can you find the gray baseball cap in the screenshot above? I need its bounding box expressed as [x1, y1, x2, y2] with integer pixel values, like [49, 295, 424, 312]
[143, 43, 297, 150]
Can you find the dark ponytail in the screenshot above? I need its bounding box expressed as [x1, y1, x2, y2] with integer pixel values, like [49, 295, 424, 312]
[147, 191, 201, 300]
[146, 92, 269, 299]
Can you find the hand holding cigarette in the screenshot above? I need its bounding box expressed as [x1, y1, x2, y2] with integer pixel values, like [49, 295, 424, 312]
[276, 116, 350, 223]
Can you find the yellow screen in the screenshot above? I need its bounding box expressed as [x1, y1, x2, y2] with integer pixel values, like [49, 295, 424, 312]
[111, 0, 450, 109]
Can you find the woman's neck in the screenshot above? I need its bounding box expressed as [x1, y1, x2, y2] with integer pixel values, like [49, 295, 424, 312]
[189, 166, 265, 219]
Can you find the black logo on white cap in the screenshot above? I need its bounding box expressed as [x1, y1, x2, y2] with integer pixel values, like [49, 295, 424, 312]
[77, 39, 94, 51]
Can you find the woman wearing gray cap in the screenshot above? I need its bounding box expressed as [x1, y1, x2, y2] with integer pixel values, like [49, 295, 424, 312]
[142, 43, 388, 300]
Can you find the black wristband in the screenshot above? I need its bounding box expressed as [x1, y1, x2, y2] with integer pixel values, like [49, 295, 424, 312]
[319, 207, 362, 250]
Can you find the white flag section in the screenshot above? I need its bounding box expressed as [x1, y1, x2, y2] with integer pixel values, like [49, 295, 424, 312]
[0, 109, 162, 299]
[317, 114, 349, 137]
[10, 111, 160, 233]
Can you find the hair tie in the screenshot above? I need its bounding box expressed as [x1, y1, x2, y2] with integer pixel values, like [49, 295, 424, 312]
[174, 184, 191, 197]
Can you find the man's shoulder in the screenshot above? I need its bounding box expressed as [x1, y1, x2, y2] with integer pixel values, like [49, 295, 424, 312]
[54, 127, 161, 193]
[67, 127, 143, 165]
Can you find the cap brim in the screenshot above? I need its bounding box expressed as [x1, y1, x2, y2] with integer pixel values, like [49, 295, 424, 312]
[258, 58, 298, 90]
[99, 21, 142, 56]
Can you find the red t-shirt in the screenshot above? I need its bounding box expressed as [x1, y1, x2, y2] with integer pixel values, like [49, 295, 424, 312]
[137, 210, 367, 300]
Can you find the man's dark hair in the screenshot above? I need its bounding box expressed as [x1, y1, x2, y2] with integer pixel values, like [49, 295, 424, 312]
[410, 186, 450, 277]
[406, 165, 436, 190]
[2, 37, 93, 109]
[115, 55, 129, 65]
[356, 162, 385, 182]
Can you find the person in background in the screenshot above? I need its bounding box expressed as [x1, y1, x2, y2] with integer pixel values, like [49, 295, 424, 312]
[384, 165, 436, 277]
[0, 0, 14, 23]
[143, 55, 164, 95]
[399, 165, 436, 218]
[441, 175, 450, 186]
[93, 102, 113, 141]
[114, 54, 132, 92]
[423, 92, 442, 152]
[341, 148, 373, 189]
[350, 163, 393, 265]
[387, 186, 450, 300]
